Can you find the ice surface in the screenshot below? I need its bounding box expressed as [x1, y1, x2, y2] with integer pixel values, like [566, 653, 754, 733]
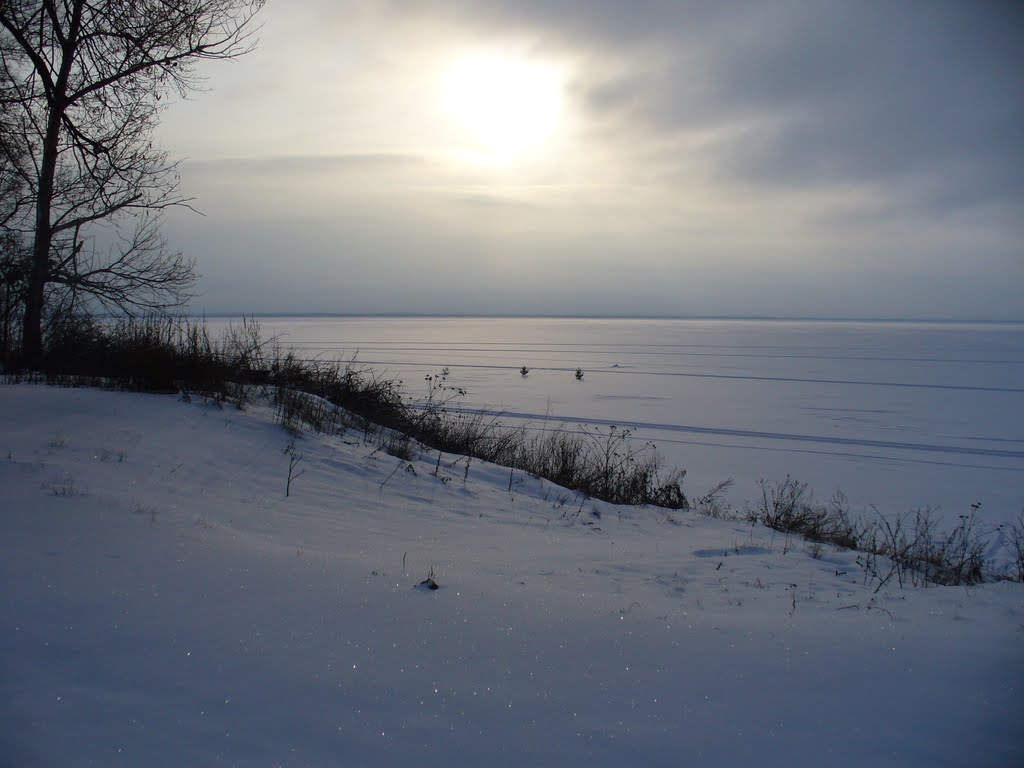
[205, 317, 1024, 527]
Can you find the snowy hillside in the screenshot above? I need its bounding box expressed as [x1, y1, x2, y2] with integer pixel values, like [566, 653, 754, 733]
[2, 385, 1021, 766]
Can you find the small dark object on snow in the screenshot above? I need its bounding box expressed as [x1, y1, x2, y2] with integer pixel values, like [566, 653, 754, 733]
[417, 566, 439, 591]
[575, 367, 584, 380]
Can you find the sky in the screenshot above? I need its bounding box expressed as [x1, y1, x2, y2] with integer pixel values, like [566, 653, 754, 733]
[156, 0, 1024, 320]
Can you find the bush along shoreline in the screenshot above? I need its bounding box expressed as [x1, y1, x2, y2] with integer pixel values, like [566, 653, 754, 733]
[3, 314, 1021, 585]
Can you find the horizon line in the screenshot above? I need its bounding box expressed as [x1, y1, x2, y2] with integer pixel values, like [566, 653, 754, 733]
[184, 311, 1024, 325]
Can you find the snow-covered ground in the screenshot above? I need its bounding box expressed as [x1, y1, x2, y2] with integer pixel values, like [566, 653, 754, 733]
[2, 385, 1022, 766]
[203, 316, 1024, 529]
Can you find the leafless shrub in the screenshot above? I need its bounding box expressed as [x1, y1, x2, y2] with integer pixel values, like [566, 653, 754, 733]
[273, 386, 337, 435]
[284, 441, 305, 498]
[380, 430, 414, 461]
[749, 476, 997, 587]
[693, 479, 735, 518]
[500, 424, 687, 509]
[931, 508, 986, 586]
[747, 478, 865, 550]
[1000, 514, 1024, 582]
[867, 506, 987, 588]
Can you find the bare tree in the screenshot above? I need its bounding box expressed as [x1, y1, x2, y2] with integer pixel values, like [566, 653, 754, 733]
[0, 0, 265, 366]
[0, 30, 30, 365]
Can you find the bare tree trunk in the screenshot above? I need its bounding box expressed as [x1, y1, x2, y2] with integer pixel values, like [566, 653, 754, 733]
[18, 1, 81, 367]
[22, 125, 56, 365]
[20, 270, 43, 365]
[22, 116, 60, 366]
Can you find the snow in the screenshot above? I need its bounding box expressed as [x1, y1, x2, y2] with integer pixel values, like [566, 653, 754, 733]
[2, 384, 1022, 766]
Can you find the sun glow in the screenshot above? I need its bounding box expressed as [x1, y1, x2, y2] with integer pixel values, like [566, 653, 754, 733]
[442, 51, 564, 163]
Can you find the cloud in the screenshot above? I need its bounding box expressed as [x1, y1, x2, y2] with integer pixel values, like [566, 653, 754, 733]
[400, 0, 1024, 217]
[184, 153, 429, 175]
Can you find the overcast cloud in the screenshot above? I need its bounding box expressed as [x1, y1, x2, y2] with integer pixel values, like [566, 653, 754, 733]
[158, 0, 1023, 319]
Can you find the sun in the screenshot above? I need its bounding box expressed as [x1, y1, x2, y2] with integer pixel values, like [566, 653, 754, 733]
[442, 51, 564, 163]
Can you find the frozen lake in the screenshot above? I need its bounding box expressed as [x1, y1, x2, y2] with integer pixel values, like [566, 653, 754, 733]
[205, 316, 1024, 528]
